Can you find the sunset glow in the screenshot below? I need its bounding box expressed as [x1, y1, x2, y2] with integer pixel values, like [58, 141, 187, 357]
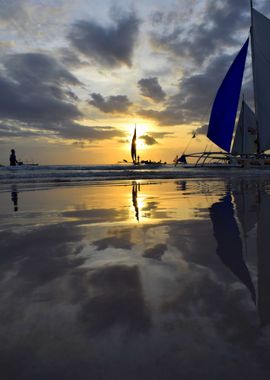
[0, 0, 268, 165]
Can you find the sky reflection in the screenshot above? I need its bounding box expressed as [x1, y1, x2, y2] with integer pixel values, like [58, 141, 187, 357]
[0, 179, 270, 379]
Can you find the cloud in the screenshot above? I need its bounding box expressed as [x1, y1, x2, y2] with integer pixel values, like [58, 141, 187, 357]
[68, 10, 140, 67]
[138, 77, 166, 102]
[138, 52, 239, 126]
[139, 134, 158, 146]
[89, 93, 132, 114]
[141, 0, 257, 128]
[0, 52, 81, 124]
[0, 52, 125, 143]
[150, 0, 250, 66]
[118, 138, 129, 144]
[150, 131, 174, 139]
[58, 48, 88, 69]
[0, 0, 27, 25]
[0, 121, 124, 143]
[49, 122, 124, 141]
[195, 124, 208, 135]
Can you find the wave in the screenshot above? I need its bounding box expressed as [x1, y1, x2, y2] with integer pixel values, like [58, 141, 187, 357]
[1, 164, 270, 186]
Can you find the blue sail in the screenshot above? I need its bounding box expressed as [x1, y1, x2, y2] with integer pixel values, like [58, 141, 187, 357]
[207, 39, 249, 152]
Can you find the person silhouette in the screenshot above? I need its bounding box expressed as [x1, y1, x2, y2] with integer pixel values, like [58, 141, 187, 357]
[10, 149, 18, 166]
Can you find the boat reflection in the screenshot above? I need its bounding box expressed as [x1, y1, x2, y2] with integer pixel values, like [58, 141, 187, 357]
[210, 180, 270, 325]
[132, 181, 140, 222]
[257, 190, 270, 326]
[210, 193, 256, 302]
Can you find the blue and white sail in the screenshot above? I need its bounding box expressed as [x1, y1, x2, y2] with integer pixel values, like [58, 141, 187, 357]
[207, 39, 249, 152]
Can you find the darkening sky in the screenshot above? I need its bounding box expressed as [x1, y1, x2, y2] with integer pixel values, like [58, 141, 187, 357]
[0, 0, 269, 164]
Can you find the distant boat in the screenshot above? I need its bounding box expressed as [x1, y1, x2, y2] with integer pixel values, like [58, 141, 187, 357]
[131, 125, 137, 164]
[177, 1, 270, 168]
[128, 125, 166, 167]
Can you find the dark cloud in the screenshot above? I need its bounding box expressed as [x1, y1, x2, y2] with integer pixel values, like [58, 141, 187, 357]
[58, 48, 87, 68]
[195, 124, 208, 135]
[5, 52, 80, 86]
[0, 52, 125, 143]
[68, 10, 140, 67]
[48, 122, 124, 141]
[142, 0, 259, 127]
[0, 52, 81, 124]
[138, 77, 166, 102]
[139, 134, 158, 146]
[138, 52, 239, 126]
[0, 123, 49, 139]
[150, 0, 250, 66]
[89, 93, 132, 114]
[0, 121, 124, 142]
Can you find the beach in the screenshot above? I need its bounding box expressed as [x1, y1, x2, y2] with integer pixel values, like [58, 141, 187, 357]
[1, 169, 270, 379]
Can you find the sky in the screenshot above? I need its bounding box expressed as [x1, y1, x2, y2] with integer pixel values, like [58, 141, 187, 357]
[0, 0, 269, 165]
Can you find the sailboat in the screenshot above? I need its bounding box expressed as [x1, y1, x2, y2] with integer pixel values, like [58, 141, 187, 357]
[129, 125, 165, 167]
[178, 0, 270, 168]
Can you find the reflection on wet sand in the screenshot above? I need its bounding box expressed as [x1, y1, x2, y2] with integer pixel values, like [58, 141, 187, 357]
[257, 190, 270, 326]
[11, 185, 18, 212]
[1, 179, 270, 379]
[210, 180, 270, 327]
[132, 181, 140, 221]
[210, 193, 256, 302]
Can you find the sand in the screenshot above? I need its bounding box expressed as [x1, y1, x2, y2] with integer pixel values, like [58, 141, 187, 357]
[0, 178, 270, 379]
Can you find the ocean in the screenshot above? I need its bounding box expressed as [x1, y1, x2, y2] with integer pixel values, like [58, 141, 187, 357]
[1, 163, 270, 188]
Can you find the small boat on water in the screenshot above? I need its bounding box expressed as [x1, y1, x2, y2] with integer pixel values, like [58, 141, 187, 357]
[128, 125, 166, 168]
[177, 0, 270, 168]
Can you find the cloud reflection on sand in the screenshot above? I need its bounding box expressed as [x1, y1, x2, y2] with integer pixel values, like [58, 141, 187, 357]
[1, 179, 270, 379]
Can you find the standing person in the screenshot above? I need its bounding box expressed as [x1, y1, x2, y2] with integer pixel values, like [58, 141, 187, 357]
[10, 149, 18, 166]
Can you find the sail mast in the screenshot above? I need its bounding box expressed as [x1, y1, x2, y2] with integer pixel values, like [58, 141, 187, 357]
[250, 0, 260, 153]
[242, 95, 245, 154]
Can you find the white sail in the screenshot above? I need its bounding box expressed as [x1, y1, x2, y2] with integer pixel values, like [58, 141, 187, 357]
[252, 9, 270, 152]
[231, 101, 257, 155]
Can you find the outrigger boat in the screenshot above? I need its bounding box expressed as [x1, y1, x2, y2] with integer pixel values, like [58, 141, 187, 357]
[177, 0, 270, 168]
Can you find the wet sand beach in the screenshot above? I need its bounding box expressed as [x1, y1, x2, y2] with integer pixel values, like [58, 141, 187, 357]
[1, 177, 270, 379]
